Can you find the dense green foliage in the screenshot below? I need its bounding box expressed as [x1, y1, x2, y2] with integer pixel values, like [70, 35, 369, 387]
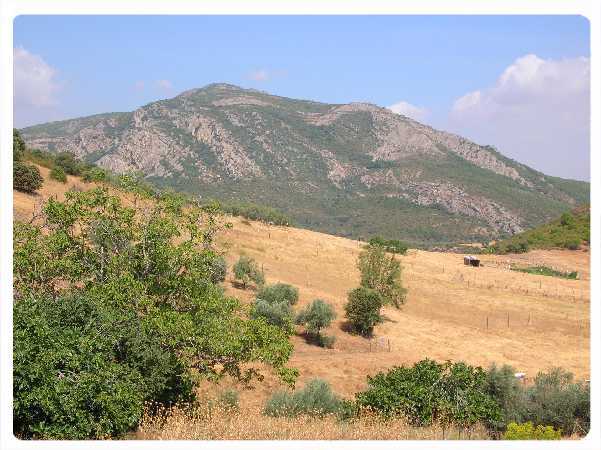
[13, 128, 25, 161]
[510, 265, 578, 279]
[256, 283, 299, 306]
[356, 359, 501, 433]
[13, 188, 296, 439]
[490, 206, 590, 254]
[220, 200, 292, 226]
[14, 160, 44, 194]
[344, 287, 383, 336]
[54, 151, 85, 175]
[50, 166, 67, 183]
[233, 255, 265, 289]
[251, 298, 294, 333]
[368, 236, 409, 255]
[502, 422, 561, 440]
[295, 299, 336, 347]
[264, 379, 343, 418]
[208, 256, 227, 283]
[484, 364, 590, 436]
[357, 244, 407, 308]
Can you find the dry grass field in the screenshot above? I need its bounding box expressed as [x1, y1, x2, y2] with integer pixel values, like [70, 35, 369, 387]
[14, 166, 590, 420]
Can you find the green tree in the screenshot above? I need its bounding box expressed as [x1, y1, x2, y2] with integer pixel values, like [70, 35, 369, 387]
[233, 255, 264, 289]
[344, 287, 383, 336]
[295, 299, 336, 346]
[13, 187, 296, 439]
[14, 161, 43, 193]
[54, 151, 82, 175]
[251, 298, 294, 333]
[357, 243, 407, 308]
[257, 283, 299, 305]
[13, 128, 25, 161]
[50, 166, 67, 183]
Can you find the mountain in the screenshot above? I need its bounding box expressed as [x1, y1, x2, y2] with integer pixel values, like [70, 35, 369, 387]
[20, 83, 589, 245]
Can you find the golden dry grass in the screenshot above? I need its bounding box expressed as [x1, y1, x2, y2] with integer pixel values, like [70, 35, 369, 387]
[13, 165, 590, 415]
[134, 403, 490, 440]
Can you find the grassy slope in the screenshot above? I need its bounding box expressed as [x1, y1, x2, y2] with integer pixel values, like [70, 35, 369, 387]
[493, 205, 590, 253]
[14, 166, 590, 410]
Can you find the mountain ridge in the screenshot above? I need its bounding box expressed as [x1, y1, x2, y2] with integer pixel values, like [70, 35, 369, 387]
[20, 83, 589, 244]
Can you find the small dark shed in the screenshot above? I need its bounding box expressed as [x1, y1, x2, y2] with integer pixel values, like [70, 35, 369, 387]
[463, 255, 481, 267]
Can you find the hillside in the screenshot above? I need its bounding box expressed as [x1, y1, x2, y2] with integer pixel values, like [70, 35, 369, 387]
[20, 83, 589, 245]
[491, 205, 590, 254]
[14, 166, 590, 397]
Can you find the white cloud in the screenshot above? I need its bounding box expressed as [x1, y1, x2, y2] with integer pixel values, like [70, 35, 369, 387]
[156, 79, 173, 90]
[387, 101, 429, 122]
[448, 54, 590, 180]
[248, 69, 270, 82]
[13, 47, 61, 126]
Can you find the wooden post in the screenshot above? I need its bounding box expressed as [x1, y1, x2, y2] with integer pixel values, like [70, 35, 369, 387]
[486, 316, 489, 330]
[507, 313, 510, 328]
[528, 313, 531, 326]
[387, 339, 391, 352]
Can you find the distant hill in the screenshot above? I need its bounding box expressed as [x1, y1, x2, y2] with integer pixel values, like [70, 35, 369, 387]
[20, 83, 589, 245]
[490, 205, 590, 254]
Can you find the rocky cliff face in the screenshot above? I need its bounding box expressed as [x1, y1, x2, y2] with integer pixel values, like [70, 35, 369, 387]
[21, 83, 589, 244]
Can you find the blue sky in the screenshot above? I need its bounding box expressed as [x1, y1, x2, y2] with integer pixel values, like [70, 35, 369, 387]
[13, 15, 590, 180]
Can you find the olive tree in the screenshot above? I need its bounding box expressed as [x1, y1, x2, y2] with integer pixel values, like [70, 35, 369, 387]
[295, 299, 336, 347]
[357, 243, 407, 308]
[344, 287, 383, 336]
[233, 255, 265, 289]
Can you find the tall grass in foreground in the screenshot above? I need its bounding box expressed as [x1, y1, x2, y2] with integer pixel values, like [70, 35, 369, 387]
[135, 404, 490, 440]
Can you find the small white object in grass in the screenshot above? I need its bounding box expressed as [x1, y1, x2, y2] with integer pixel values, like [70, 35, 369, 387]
[514, 372, 526, 379]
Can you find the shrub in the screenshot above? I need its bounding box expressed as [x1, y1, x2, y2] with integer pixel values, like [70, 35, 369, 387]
[209, 256, 227, 284]
[233, 256, 265, 289]
[566, 239, 581, 250]
[13, 128, 25, 161]
[356, 359, 501, 434]
[54, 151, 82, 175]
[257, 283, 299, 305]
[522, 368, 590, 436]
[82, 167, 107, 183]
[50, 166, 67, 183]
[13, 161, 43, 193]
[344, 287, 383, 336]
[295, 299, 336, 347]
[560, 212, 575, 227]
[357, 244, 407, 308]
[368, 236, 408, 255]
[264, 379, 343, 418]
[484, 364, 527, 432]
[503, 422, 561, 440]
[218, 389, 240, 411]
[251, 299, 294, 333]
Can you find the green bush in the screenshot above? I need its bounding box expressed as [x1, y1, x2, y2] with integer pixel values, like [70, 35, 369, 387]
[251, 298, 294, 333]
[264, 379, 343, 418]
[344, 287, 383, 336]
[295, 299, 336, 347]
[218, 389, 240, 411]
[14, 161, 43, 193]
[13, 128, 25, 161]
[209, 256, 227, 284]
[484, 364, 526, 432]
[54, 151, 83, 175]
[356, 359, 501, 432]
[257, 283, 299, 305]
[233, 256, 265, 289]
[503, 422, 561, 440]
[357, 243, 407, 308]
[220, 200, 292, 226]
[82, 167, 107, 183]
[522, 368, 590, 436]
[50, 166, 67, 183]
[368, 236, 409, 255]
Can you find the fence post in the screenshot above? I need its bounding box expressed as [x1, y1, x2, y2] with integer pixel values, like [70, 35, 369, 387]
[528, 313, 531, 326]
[486, 316, 489, 330]
[387, 339, 391, 352]
[507, 313, 510, 328]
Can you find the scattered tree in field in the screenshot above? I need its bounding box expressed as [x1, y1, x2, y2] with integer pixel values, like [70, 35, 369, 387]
[13, 187, 296, 439]
[233, 255, 264, 289]
[251, 298, 294, 333]
[257, 283, 299, 305]
[357, 243, 407, 308]
[295, 299, 336, 347]
[50, 166, 67, 183]
[344, 287, 383, 336]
